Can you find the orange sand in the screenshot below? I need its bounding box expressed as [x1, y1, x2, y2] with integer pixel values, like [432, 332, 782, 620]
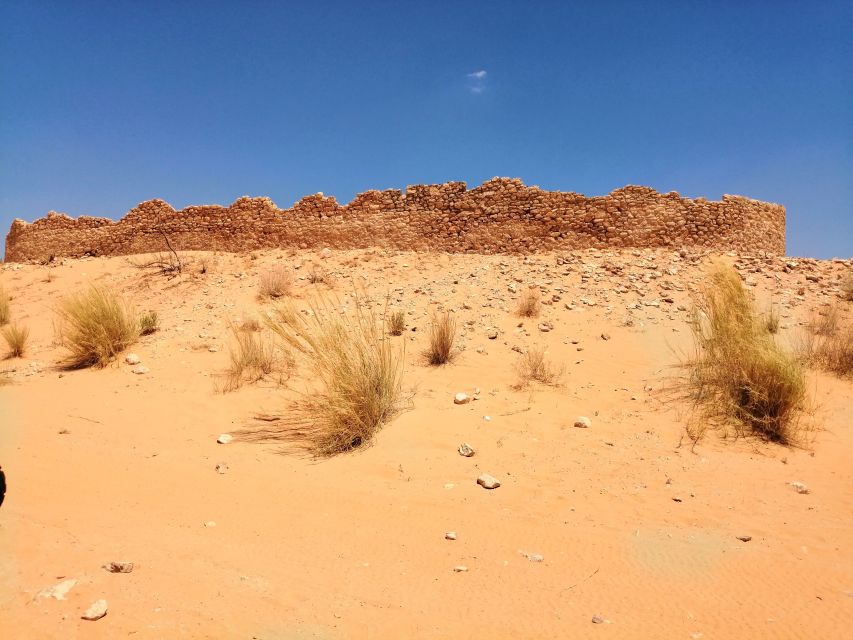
[1, 248, 851, 639]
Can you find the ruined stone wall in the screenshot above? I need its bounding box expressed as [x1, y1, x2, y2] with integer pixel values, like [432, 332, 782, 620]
[3, 178, 785, 262]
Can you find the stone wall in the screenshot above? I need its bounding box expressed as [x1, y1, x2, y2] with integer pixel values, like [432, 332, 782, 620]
[3, 178, 785, 262]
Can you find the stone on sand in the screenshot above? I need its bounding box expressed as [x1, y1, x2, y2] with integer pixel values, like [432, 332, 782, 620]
[477, 473, 500, 489]
[81, 599, 108, 621]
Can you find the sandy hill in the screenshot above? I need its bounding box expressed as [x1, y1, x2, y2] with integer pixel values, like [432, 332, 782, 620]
[1, 247, 851, 639]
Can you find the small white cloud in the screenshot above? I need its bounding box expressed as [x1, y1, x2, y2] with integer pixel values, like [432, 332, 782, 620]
[466, 69, 488, 93]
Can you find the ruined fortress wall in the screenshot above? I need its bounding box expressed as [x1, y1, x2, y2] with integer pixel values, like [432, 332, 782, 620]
[3, 178, 786, 262]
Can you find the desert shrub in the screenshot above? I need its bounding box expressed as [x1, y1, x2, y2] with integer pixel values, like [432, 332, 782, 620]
[841, 271, 853, 302]
[515, 345, 562, 387]
[763, 306, 780, 334]
[55, 285, 138, 369]
[516, 288, 540, 318]
[2, 323, 29, 358]
[220, 324, 283, 392]
[810, 326, 853, 377]
[425, 311, 456, 365]
[684, 265, 806, 445]
[264, 295, 408, 455]
[0, 286, 9, 325]
[810, 305, 839, 337]
[139, 310, 159, 336]
[240, 316, 262, 332]
[800, 310, 853, 378]
[259, 266, 293, 299]
[307, 265, 334, 286]
[388, 310, 406, 336]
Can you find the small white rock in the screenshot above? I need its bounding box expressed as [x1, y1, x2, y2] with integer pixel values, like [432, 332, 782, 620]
[445, 531, 457, 540]
[477, 473, 501, 489]
[453, 393, 471, 405]
[574, 416, 592, 429]
[458, 443, 475, 457]
[131, 365, 149, 375]
[217, 434, 233, 444]
[789, 481, 810, 494]
[125, 353, 140, 365]
[81, 599, 108, 621]
[453, 565, 468, 572]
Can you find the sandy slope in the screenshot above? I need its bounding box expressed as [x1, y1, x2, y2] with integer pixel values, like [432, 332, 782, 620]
[0, 247, 851, 639]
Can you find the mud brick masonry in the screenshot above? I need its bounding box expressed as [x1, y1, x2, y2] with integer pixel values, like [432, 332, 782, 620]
[3, 178, 785, 262]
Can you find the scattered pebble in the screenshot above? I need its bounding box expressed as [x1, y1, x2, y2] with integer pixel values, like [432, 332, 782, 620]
[81, 599, 108, 621]
[215, 462, 229, 474]
[204, 521, 216, 527]
[445, 531, 457, 541]
[453, 392, 471, 405]
[458, 443, 475, 457]
[600, 333, 611, 341]
[131, 365, 149, 375]
[477, 473, 501, 489]
[591, 614, 605, 624]
[737, 535, 752, 542]
[125, 353, 140, 365]
[217, 434, 233, 444]
[789, 481, 810, 494]
[103, 562, 134, 573]
[574, 416, 592, 429]
[521, 551, 544, 562]
[453, 565, 468, 572]
[486, 328, 498, 339]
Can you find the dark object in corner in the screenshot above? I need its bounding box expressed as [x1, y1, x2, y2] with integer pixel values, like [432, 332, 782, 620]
[0, 465, 6, 508]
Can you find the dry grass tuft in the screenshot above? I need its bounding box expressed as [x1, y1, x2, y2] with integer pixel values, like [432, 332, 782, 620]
[307, 265, 334, 286]
[683, 265, 807, 445]
[810, 305, 839, 337]
[220, 324, 285, 392]
[2, 323, 29, 358]
[388, 310, 406, 336]
[240, 316, 262, 332]
[841, 271, 853, 302]
[425, 311, 456, 365]
[763, 306, 780, 334]
[516, 288, 541, 318]
[263, 295, 408, 456]
[0, 286, 9, 326]
[800, 306, 853, 378]
[139, 311, 159, 336]
[55, 285, 139, 369]
[259, 266, 293, 299]
[514, 345, 562, 388]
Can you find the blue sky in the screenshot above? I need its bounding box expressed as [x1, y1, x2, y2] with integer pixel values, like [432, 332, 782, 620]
[1, 1, 850, 258]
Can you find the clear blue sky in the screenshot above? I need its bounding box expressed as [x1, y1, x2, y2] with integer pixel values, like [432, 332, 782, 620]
[1, 1, 850, 258]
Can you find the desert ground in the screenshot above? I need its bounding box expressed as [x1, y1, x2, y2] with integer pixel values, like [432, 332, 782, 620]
[1, 247, 851, 639]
